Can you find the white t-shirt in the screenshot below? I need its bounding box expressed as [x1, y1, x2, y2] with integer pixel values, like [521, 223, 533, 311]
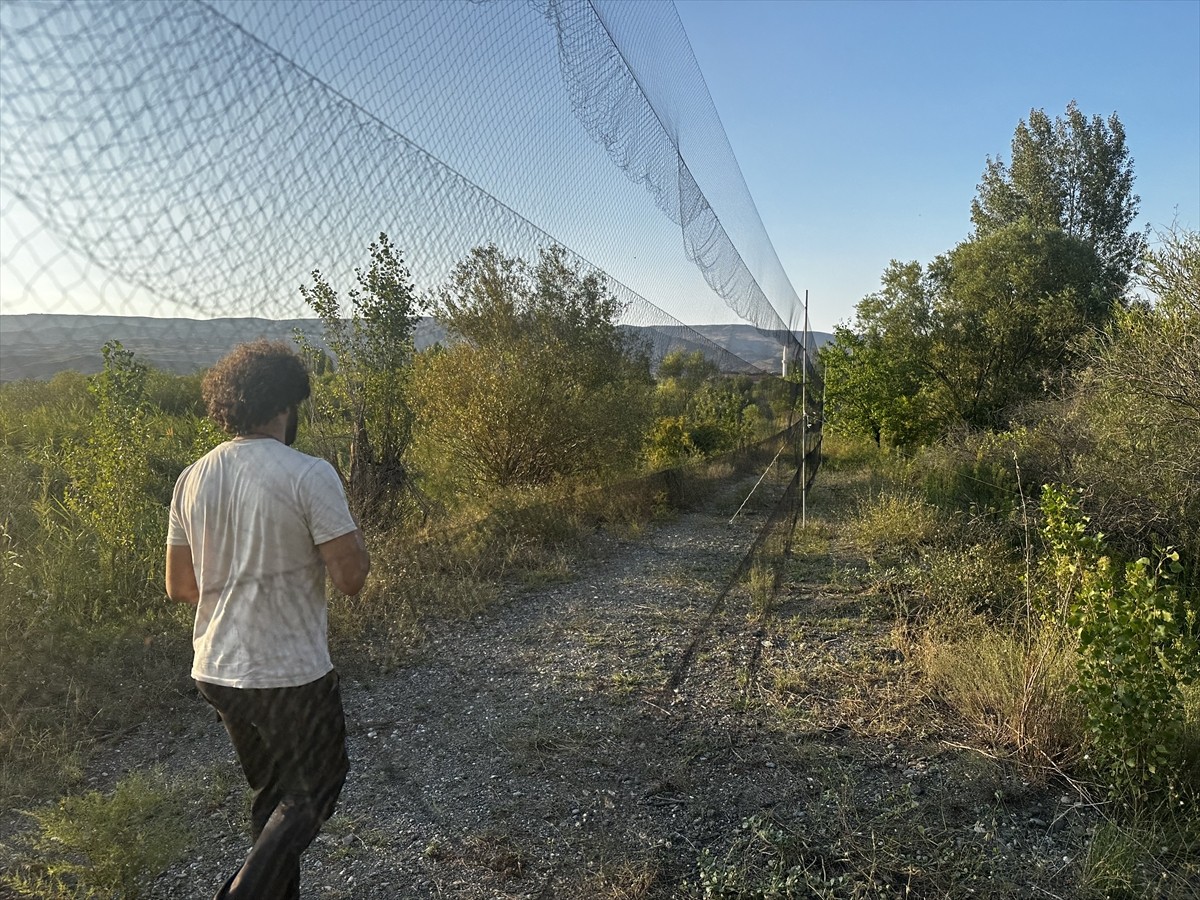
[167, 437, 357, 688]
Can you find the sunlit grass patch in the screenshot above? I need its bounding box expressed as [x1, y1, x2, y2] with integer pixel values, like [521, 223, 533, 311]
[849, 489, 941, 564]
[1, 605, 191, 804]
[3, 769, 194, 900]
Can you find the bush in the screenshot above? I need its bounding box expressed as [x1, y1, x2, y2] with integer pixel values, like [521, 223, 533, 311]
[3, 770, 193, 899]
[0, 372, 94, 452]
[1000, 227, 1200, 590]
[1039, 486, 1198, 801]
[914, 431, 1023, 517]
[413, 244, 653, 501]
[1, 346, 208, 801]
[909, 539, 1025, 623]
[849, 490, 940, 566]
[642, 416, 698, 471]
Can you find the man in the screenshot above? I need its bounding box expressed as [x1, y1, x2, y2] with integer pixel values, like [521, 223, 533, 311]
[166, 340, 370, 900]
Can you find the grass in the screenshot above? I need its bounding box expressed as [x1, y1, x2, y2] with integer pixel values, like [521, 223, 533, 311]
[2, 769, 194, 899]
[0, 599, 192, 804]
[848, 488, 941, 565]
[702, 433, 1200, 899]
[918, 626, 1084, 775]
[501, 715, 587, 774]
[578, 858, 660, 899]
[745, 562, 779, 619]
[690, 788, 1018, 899]
[1077, 811, 1200, 899]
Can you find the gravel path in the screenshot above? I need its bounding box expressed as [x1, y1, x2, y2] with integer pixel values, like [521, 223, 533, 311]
[96, 468, 796, 899]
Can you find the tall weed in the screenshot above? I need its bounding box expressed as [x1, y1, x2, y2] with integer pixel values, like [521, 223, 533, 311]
[920, 628, 1083, 773]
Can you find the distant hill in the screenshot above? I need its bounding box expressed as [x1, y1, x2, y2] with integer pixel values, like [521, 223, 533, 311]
[0, 315, 831, 381]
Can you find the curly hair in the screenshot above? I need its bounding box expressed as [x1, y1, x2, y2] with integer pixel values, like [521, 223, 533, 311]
[202, 340, 311, 435]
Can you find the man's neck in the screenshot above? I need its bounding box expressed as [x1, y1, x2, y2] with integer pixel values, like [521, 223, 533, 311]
[238, 409, 290, 443]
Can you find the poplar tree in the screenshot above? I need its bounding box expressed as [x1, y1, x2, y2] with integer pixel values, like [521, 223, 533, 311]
[971, 101, 1146, 294]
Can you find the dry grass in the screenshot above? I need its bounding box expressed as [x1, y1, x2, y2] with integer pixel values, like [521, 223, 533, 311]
[918, 626, 1084, 775]
[577, 858, 660, 899]
[849, 489, 941, 564]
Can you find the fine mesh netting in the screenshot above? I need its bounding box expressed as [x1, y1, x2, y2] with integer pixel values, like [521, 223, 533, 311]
[1, 0, 809, 377]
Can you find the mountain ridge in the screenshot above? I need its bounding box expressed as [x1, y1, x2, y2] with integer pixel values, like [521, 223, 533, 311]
[0, 314, 831, 381]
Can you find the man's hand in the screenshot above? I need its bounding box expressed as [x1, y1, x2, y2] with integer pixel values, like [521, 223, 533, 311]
[166, 544, 200, 606]
[318, 529, 371, 596]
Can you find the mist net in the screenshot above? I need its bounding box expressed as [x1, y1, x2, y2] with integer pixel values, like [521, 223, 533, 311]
[1, 0, 809, 376]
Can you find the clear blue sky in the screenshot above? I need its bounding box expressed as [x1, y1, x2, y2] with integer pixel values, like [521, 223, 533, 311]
[676, 0, 1200, 332]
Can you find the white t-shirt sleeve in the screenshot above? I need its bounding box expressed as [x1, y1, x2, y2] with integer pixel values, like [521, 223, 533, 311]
[301, 459, 358, 544]
[166, 465, 193, 546]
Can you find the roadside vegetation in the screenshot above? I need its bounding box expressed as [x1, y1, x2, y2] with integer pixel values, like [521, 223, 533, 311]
[799, 102, 1199, 898]
[0, 233, 798, 894]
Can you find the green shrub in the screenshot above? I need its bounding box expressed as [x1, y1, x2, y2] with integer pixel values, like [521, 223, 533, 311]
[909, 539, 1025, 624]
[0, 372, 94, 452]
[693, 815, 812, 899]
[643, 415, 698, 471]
[1040, 486, 1198, 801]
[412, 244, 653, 504]
[3, 770, 193, 899]
[915, 434, 1022, 517]
[815, 432, 882, 474]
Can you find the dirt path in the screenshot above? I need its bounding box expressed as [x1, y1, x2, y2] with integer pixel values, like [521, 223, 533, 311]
[82, 463, 1107, 899]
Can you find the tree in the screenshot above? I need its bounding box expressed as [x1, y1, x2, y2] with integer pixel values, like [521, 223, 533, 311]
[1077, 225, 1200, 576]
[1099, 223, 1200, 423]
[656, 349, 719, 391]
[412, 245, 652, 494]
[297, 233, 424, 525]
[644, 349, 768, 467]
[819, 261, 942, 447]
[928, 222, 1109, 428]
[971, 101, 1146, 294]
[652, 348, 720, 419]
[824, 224, 1111, 443]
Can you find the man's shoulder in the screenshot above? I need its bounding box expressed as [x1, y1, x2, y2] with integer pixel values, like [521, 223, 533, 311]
[272, 443, 334, 474]
[263, 444, 345, 493]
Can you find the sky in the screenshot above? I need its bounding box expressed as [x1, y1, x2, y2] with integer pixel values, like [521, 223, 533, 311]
[0, 0, 1196, 338]
[675, 0, 1200, 332]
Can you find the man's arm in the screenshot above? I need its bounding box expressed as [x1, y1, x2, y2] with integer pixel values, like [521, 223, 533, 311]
[166, 544, 200, 606]
[318, 529, 371, 596]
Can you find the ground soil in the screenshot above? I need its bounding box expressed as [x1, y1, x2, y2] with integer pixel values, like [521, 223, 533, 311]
[5, 463, 1166, 899]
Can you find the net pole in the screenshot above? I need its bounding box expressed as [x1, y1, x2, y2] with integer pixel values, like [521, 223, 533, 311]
[801, 289, 809, 528]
